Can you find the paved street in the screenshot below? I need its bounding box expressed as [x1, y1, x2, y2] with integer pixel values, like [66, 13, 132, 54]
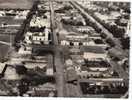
[50, 1, 65, 97]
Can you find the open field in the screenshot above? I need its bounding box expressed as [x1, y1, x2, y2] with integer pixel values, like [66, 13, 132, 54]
[0, 43, 9, 59]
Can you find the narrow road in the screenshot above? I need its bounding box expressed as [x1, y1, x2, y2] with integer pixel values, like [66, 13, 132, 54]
[50, 1, 65, 97]
[0, 41, 11, 46]
[50, 1, 58, 45]
[78, 78, 125, 83]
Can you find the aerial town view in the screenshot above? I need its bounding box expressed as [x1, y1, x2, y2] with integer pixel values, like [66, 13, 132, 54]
[0, 0, 130, 98]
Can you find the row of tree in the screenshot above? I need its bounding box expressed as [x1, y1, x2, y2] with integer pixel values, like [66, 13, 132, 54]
[55, 5, 73, 13]
[93, 14, 125, 38]
[92, 14, 130, 50]
[29, 26, 46, 32]
[61, 18, 84, 26]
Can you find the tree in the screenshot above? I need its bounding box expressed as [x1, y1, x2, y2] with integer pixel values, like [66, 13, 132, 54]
[109, 25, 125, 38]
[18, 78, 29, 96]
[94, 39, 104, 44]
[63, 5, 73, 10]
[100, 32, 107, 39]
[15, 65, 27, 75]
[112, 71, 119, 77]
[102, 86, 110, 94]
[120, 37, 130, 49]
[106, 38, 115, 47]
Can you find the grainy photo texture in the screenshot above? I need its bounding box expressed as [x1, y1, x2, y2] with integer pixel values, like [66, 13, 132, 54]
[0, 0, 130, 98]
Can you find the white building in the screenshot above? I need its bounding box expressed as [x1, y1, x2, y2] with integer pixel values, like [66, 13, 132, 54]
[25, 28, 50, 45]
[83, 52, 107, 60]
[80, 46, 107, 60]
[30, 15, 50, 28]
[76, 26, 95, 33]
[0, 11, 5, 17]
[18, 46, 31, 54]
[46, 68, 53, 76]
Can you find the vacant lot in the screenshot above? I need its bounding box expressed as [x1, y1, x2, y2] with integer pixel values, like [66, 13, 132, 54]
[0, 34, 15, 43]
[0, 43, 9, 59]
[0, 34, 14, 59]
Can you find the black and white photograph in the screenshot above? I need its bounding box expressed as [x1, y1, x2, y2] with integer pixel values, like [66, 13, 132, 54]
[0, 0, 130, 99]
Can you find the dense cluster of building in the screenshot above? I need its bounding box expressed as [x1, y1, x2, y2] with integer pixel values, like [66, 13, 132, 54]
[0, 1, 56, 97]
[24, 2, 51, 46]
[0, 0, 130, 98]
[53, 1, 129, 97]
[0, 9, 29, 35]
